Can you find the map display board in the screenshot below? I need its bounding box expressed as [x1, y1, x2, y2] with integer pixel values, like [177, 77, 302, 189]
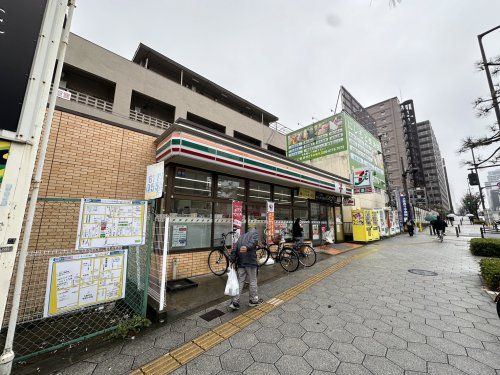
[76, 199, 147, 250]
[43, 249, 128, 317]
[286, 114, 347, 161]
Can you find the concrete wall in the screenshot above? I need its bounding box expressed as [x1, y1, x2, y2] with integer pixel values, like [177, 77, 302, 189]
[61, 34, 286, 150]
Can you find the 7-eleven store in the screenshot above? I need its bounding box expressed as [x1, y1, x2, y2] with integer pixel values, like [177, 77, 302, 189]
[153, 119, 353, 284]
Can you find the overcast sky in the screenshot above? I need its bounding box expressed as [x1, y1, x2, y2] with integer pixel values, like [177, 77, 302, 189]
[71, 0, 500, 210]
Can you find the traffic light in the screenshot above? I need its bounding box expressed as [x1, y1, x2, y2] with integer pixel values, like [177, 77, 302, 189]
[468, 173, 479, 186]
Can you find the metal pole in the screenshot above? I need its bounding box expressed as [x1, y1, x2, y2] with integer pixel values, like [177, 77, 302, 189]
[378, 135, 392, 208]
[471, 148, 488, 224]
[0, 2, 75, 373]
[478, 25, 500, 131]
[400, 157, 412, 220]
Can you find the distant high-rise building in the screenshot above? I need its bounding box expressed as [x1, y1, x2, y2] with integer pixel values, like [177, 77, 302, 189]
[339, 86, 378, 137]
[415, 120, 450, 210]
[486, 169, 500, 212]
[400, 100, 426, 188]
[366, 97, 406, 202]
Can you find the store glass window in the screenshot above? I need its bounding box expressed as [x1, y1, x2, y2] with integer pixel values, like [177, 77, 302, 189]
[293, 207, 310, 239]
[274, 186, 291, 204]
[213, 202, 243, 247]
[249, 181, 271, 202]
[247, 203, 266, 242]
[170, 199, 212, 249]
[173, 167, 212, 197]
[293, 190, 308, 207]
[217, 175, 245, 200]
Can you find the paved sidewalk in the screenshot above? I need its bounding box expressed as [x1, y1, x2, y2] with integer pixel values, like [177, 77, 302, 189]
[48, 229, 500, 374]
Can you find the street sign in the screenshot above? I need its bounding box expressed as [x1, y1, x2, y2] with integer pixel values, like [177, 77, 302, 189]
[0, 0, 49, 134]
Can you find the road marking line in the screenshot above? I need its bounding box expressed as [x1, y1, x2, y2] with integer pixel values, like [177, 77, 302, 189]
[134, 247, 378, 374]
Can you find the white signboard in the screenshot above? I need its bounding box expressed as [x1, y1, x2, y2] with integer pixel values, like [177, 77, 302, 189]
[57, 88, 72, 101]
[145, 161, 164, 200]
[43, 249, 128, 317]
[172, 225, 188, 247]
[76, 199, 147, 250]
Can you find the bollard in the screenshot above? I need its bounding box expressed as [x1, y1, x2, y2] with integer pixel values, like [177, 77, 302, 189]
[455, 226, 459, 237]
[429, 226, 433, 236]
[458, 225, 461, 233]
[480, 227, 484, 238]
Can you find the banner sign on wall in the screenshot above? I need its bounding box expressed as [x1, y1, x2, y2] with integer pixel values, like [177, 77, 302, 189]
[315, 192, 336, 204]
[343, 197, 355, 206]
[400, 195, 409, 223]
[298, 187, 315, 200]
[0, 0, 48, 133]
[0, 141, 11, 186]
[232, 201, 243, 247]
[286, 114, 347, 161]
[145, 161, 164, 200]
[43, 249, 128, 317]
[266, 201, 275, 244]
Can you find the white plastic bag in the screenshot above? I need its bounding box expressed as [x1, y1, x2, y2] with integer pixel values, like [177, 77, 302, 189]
[224, 266, 239, 296]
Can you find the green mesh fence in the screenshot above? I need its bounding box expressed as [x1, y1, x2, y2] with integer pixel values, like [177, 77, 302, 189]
[0, 198, 153, 362]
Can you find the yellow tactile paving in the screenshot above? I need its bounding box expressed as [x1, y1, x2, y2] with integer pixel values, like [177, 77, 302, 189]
[193, 330, 225, 350]
[140, 354, 180, 375]
[169, 342, 204, 365]
[132, 247, 378, 375]
[212, 321, 240, 338]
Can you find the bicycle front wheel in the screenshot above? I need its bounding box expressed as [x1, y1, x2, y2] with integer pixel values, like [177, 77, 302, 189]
[298, 244, 317, 267]
[208, 249, 229, 276]
[279, 247, 299, 272]
[256, 246, 270, 267]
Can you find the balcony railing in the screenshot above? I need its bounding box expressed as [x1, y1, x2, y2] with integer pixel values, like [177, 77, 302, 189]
[62, 88, 113, 113]
[129, 109, 171, 130]
[269, 122, 292, 135]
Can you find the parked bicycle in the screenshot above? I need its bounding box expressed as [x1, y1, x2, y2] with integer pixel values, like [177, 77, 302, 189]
[256, 229, 305, 272]
[208, 231, 268, 276]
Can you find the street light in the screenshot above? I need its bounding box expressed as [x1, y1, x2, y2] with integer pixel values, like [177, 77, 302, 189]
[478, 24, 500, 130]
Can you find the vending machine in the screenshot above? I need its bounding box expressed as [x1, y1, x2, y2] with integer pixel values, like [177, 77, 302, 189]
[352, 209, 379, 242]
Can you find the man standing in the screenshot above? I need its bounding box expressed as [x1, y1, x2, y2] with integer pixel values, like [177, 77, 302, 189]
[229, 229, 263, 310]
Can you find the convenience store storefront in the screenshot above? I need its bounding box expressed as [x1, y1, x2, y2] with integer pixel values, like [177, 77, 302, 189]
[155, 120, 353, 273]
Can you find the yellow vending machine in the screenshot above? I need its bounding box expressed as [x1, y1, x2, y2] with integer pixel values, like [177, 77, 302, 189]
[371, 210, 381, 240]
[352, 209, 378, 242]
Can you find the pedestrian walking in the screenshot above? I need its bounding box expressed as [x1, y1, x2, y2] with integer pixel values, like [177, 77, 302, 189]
[292, 218, 304, 242]
[406, 219, 415, 236]
[229, 228, 263, 310]
[469, 216, 474, 225]
[449, 216, 454, 226]
[432, 215, 448, 237]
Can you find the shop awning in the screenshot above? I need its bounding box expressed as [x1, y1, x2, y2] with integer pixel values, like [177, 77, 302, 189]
[156, 120, 353, 197]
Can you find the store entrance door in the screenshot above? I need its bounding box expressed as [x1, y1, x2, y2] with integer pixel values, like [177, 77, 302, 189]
[334, 205, 344, 242]
[311, 202, 328, 246]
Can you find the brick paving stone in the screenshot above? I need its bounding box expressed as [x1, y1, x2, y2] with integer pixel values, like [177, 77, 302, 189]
[466, 348, 500, 369]
[329, 342, 365, 364]
[154, 331, 185, 350]
[443, 331, 484, 348]
[407, 342, 448, 363]
[92, 354, 134, 375]
[255, 327, 283, 344]
[277, 337, 309, 356]
[132, 347, 168, 369]
[373, 332, 407, 349]
[278, 322, 306, 338]
[229, 331, 259, 349]
[249, 342, 283, 364]
[448, 354, 497, 375]
[336, 362, 372, 375]
[275, 355, 313, 375]
[302, 332, 332, 349]
[58, 361, 96, 375]
[324, 328, 355, 343]
[243, 362, 279, 375]
[392, 327, 426, 343]
[353, 337, 387, 356]
[363, 355, 404, 375]
[427, 336, 468, 355]
[300, 318, 328, 333]
[186, 354, 222, 375]
[304, 348, 340, 372]
[220, 348, 254, 372]
[428, 362, 468, 374]
[386, 349, 427, 372]
[363, 319, 392, 333]
[345, 322, 375, 338]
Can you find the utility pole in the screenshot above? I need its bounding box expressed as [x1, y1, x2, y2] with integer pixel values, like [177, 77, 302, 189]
[378, 134, 392, 208]
[400, 156, 412, 220]
[478, 25, 500, 131]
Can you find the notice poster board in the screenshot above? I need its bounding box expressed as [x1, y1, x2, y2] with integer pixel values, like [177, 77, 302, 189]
[76, 199, 147, 250]
[145, 161, 164, 200]
[172, 225, 187, 247]
[43, 249, 128, 317]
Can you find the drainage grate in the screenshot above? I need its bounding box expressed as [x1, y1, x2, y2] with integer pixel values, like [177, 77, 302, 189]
[408, 269, 438, 276]
[199, 309, 225, 322]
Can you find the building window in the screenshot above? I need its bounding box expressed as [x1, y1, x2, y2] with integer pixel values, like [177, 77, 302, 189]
[247, 203, 266, 241]
[170, 199, 212, 249]
[186, 112, 226, 134]
[249, 181, 271, 201]
[234, 131, 261, 147]
[174, 167, 212, 196]
[217, 175, 245, 200]
[213, 201, 238, 246]
[274, 186, 292, 204]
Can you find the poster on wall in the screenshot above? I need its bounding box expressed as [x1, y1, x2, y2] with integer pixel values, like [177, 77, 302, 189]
[76, 199, 147, 250]
[312, 224, 320, 240]
[145, 161, 164, 200]
[286, 114, 347, 161]
[232, 201, 243, 247]
[266, 201, 275, 244]
[298, 187, 315, 200]
[218, 179, 241, 199]
[0, 141, 11, 187]
[43, 249, 128, 317]
[343, 197, 355, 206]
[172, 225, 187, 247]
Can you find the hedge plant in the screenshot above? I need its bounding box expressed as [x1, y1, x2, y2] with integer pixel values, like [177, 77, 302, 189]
[470, 238, 500, 257]
[479, 258, 500, 290]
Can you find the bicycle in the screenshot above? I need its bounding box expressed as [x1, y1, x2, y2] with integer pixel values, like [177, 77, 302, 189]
[293, 238, 317, 267]
[208, 231, 235, 276]
[256, 229, 300, 272]
[208, 231, 269, 276]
